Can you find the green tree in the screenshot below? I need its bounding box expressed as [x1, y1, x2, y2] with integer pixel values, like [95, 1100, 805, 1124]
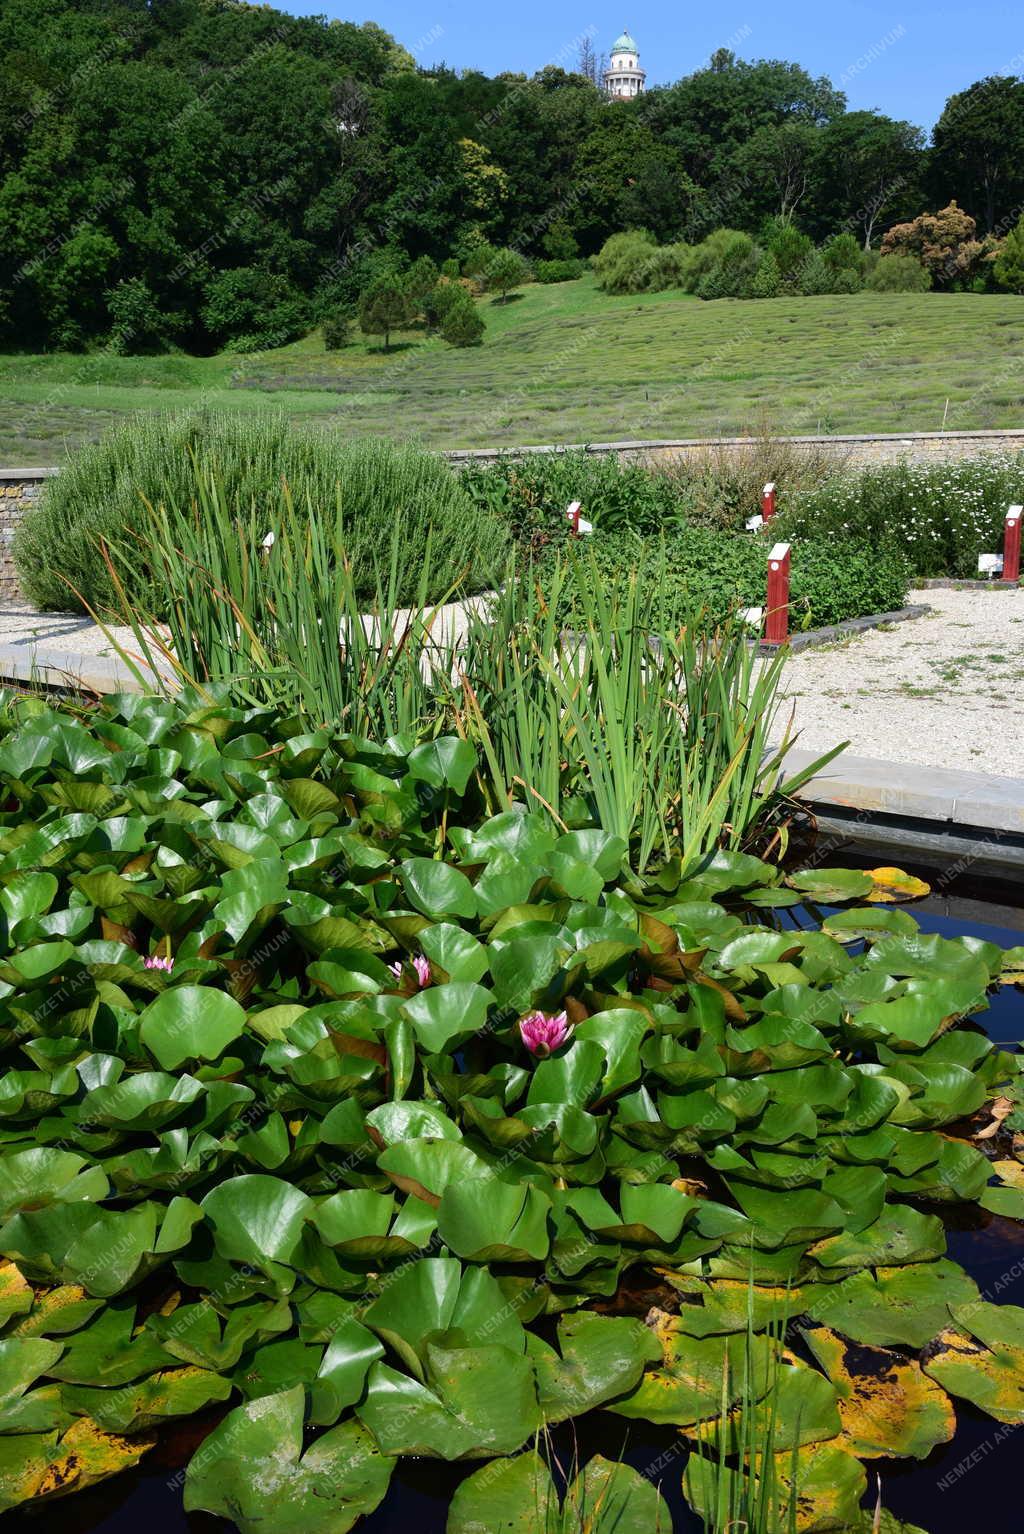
[358, 276, 413, 350]
[994, 215, 1024, 293]
[812, 112, 924, 247]
[542, 219, 579, 260]
[486, 247, 529, 301]
[736, 121, 820, 222]
[761, 217, 814, 286]
[440, 290, 485, 346]
[930, 77, 1024, 232]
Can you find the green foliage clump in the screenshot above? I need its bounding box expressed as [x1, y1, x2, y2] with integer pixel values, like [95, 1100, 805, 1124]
[15, 414, 508, 612]
[439, 290, 485, 346]
[554, 528, 910, 629]
[534, 258, 586, 283]
[866, 254, 932, 292]
[541, 219, 579, 261]
[592, 230, 658, 293]
[358, 276, 414, 350]
[321, 310, 354, 349]
[105, 277, 182, 353]
[779, 455, 1024, 577]
[762, 217, 814, 287]
[201, 268, 310, 352]
[749, 251, 781, 297]
[486, 247, 530, 301]
[994, 214, 1024, 293]
[459, 449, 685, 548]
[693, 231, 760, 299]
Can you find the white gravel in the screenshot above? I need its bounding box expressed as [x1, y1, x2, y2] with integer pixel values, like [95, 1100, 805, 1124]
[779, 586, 1024, 779]
[1, 587, 1021, 779]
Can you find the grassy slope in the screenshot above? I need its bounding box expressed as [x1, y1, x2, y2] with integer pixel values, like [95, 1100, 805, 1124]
[2, 275, 1024, 465]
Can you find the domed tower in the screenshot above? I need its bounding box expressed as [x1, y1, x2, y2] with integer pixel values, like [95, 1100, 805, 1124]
[604, 29, 645, 99]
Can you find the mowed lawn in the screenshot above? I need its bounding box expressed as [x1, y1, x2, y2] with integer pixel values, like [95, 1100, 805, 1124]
[3, 275, 1024, 464]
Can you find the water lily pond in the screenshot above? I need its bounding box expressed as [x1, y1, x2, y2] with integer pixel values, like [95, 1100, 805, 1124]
[0, 692, 1021, 1534]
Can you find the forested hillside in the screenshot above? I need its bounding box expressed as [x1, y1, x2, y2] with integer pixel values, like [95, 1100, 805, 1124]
[2, 0, 1023, 352]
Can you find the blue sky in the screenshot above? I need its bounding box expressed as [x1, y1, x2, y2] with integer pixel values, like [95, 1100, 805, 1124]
[286, 1, 1024, 130]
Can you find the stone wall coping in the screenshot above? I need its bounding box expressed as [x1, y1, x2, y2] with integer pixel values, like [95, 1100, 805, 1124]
[782, 746, 1024, 836]
[442, 428, 1024, 461]
[0, 468, 60, 481]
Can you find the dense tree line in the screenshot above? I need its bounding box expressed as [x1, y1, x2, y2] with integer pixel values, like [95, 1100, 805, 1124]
[3, 0, 1024, 352]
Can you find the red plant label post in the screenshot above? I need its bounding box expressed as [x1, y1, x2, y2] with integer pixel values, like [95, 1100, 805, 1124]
[1005, 505, 1022, 583]
[566, 500, 582, 536]
[765, 541, 791, 645]
[762, 481, 777, 522]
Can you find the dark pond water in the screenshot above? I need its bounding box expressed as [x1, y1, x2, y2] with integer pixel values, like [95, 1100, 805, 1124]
[7, 896, 1023, 1534]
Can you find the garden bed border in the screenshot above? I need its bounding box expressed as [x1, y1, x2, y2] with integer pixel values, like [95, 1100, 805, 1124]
[758, 602, 931, 653]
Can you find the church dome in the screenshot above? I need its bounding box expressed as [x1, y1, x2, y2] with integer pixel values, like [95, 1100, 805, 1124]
[612, 30, 638, 53]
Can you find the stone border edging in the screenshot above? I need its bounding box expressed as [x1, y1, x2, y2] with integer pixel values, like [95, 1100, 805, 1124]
[760, 602, 930, 654]
[917, 578, 1022, 590]
[780, 746, 1024, 865]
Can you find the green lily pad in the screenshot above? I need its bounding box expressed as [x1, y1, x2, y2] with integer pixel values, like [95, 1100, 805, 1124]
[184, 1385, 394, 1532]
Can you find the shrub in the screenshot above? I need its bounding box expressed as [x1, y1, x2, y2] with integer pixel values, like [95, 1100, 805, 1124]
[822, 232, 864, 288]
[15, 414, 510, 612]
[422, 279, 462, 330]
[882, 200, 995, 286]
[750, 252, 781, 298]
[778, 455, 1024, 578]
[797, 251, 834, 296]
[459, 449, 686, 551]
[695, 232, 760, 300]
[105, 277, 181, 353]
[680, 229, 751, 293]
[994, 215, 1024, 293]
[440, 290, 485, 346]
[321, 310, 353, 349]
[441, 257, 461, 279]
[552, 528, 910, 629]
[762, 218, 814, 287]
[592, 230, 659, 294]
[541, 219, 579, 261]
[534, 258, 586, 283]
[200, 267, 309, 351]
[406, 255, 440, 306]
[865, 254, 932, 292]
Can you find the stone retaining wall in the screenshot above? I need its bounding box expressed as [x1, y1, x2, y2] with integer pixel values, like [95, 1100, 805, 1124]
[0, 471, 56, 603]
[445, 428, 1024, 470]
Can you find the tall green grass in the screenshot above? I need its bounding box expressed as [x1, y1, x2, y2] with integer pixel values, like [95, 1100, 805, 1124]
[97, 468, 839, 877]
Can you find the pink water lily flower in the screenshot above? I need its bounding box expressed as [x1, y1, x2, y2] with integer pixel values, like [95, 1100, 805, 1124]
[144, 955, 173, 973]
[388, 955, 432, 989]
[519, 1009, 569, 1057]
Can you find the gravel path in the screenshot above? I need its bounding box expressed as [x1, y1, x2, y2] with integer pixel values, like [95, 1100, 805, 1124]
[0, 587, 1020, 778]
[779, 586, 1024, 779]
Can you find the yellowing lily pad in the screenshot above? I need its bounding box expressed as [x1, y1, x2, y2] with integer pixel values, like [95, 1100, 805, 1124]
[804, 1326, 955, 1458]
[684, 1440, 866, 1533]
[0, 1262, 32, 1328]
[864, 867, 930, 903]
[923, 1301, 1024, 1424]
[0, 1417, 154, 1511]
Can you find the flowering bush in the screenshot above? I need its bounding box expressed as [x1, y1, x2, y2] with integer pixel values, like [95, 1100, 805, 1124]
[778, 455, 1024, 578]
